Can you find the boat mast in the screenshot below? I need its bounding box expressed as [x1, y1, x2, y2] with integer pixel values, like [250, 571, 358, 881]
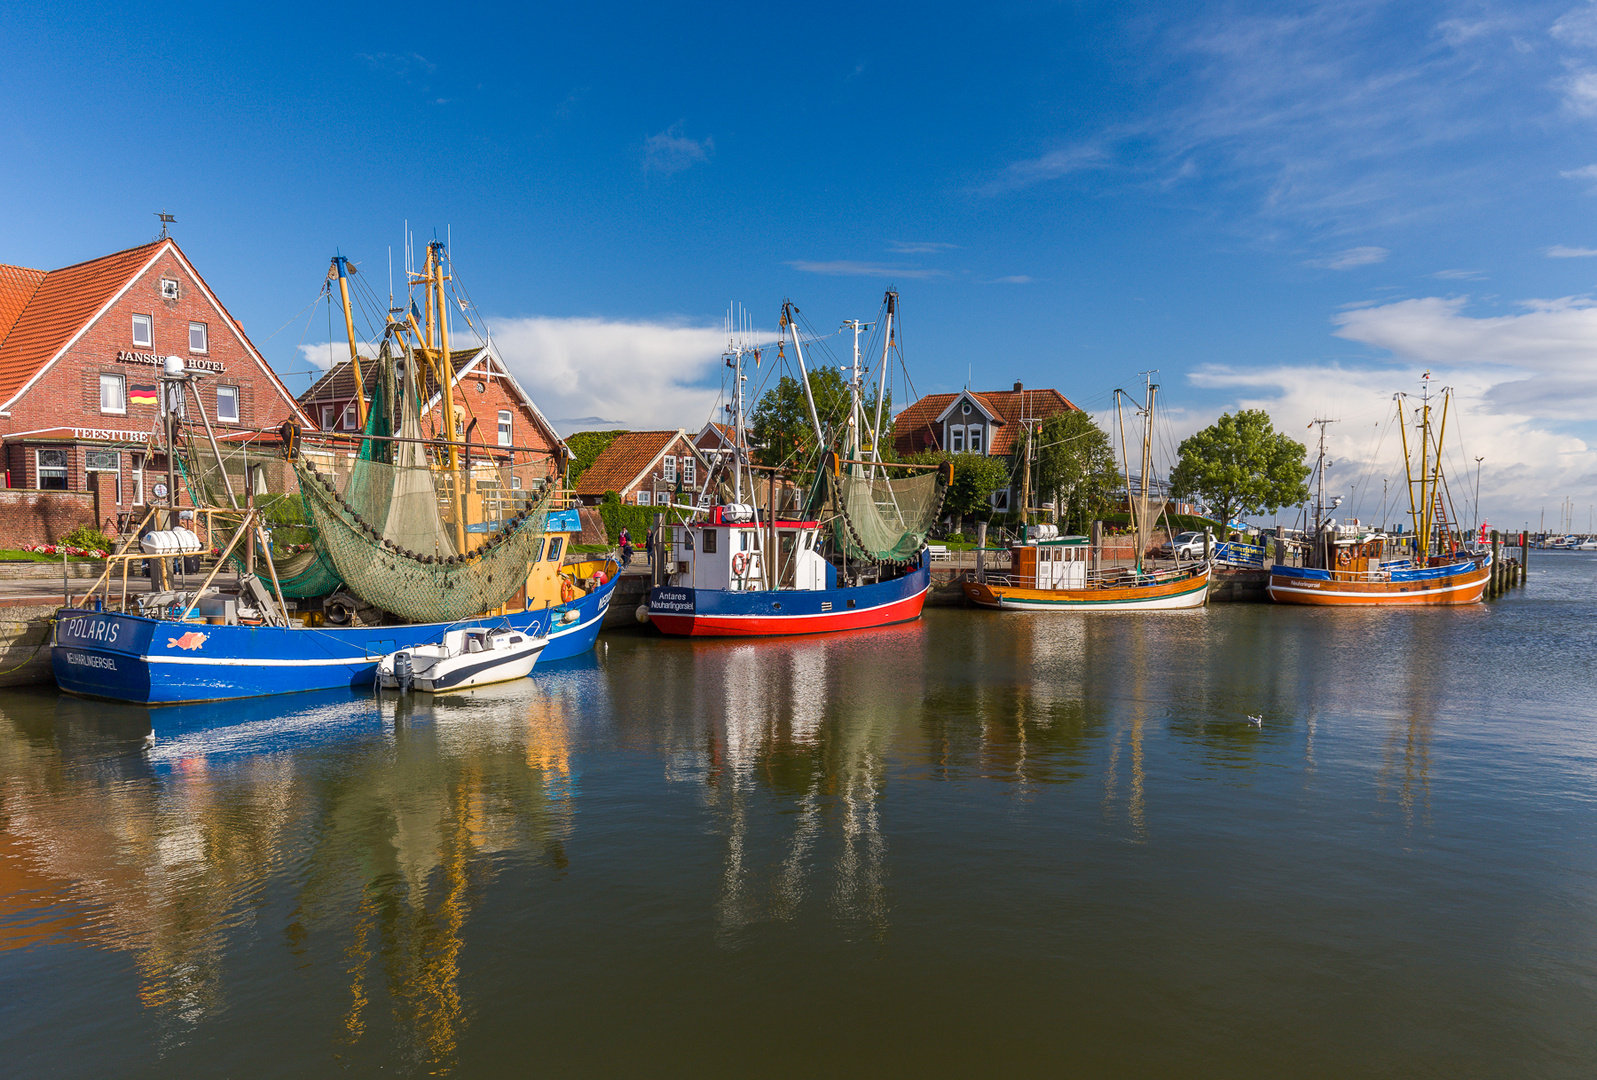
[781, 301, 827, 457]
[869, 291, 896, 473]
[844, 317, 871, 467]
[331, 256, 367, 429]
[1137, 372, 1158, 574]
[726, 306, 749, 506]
[430, 240, 467, 552]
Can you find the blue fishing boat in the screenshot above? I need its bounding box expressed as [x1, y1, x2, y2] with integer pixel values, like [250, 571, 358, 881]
[53, 574, 612, 704]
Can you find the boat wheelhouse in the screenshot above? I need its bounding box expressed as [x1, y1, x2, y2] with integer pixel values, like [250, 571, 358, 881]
[962, 533, 1210, 611]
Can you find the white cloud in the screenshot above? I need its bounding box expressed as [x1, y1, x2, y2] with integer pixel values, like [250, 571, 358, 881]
[1331, 294, 1597, 419]
[1547, 244, 1597, 256]
[297, 341, 380, 370]
[1185, 362, 1596, 526]
[787, 260, 946, 279]
[1552, 2, 1597, 48]
[887, 241, 959, 254]
[1430, 268, 1486, 279]
[643, 124, 714, 174]
[1308, 246, 1390, 269]
[980, 143, 1108, 194]
[1559, 163, 1597, 179]
[990, 275, 1034, 284]
[485, 315, 726, 431]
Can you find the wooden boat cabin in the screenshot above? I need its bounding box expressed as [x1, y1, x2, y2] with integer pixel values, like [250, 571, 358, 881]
[667, 504, 833, 592]
[1009, 533, 1091, 589]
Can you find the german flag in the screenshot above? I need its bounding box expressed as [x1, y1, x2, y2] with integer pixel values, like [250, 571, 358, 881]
[129, 384, 157, 406]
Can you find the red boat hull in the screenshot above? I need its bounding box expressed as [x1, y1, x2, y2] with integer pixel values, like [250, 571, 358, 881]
[649, 580, 930, 637]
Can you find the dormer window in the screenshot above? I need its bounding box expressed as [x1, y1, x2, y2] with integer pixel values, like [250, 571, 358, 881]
[950, 426, 965, 452]
[961, 401, 972, 415]
[968, 425, 983, 454]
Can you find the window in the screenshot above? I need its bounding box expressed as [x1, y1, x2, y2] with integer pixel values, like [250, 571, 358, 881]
[662, 455, 677, 484]
[546, 537, 563, 562]
[702, 529, 717, 554]
[36, 449, 68, 491]
[86, 449, 119, 502]
[967, 425, 983, 454]
[698, 492, 712, 508]
[950, 426, 965, 452]
[511, 476, 522, 490]
[188, 321, 208, 353]
[131, 453, 144, 504]
[683, 457, 696, 486]
[497, 410, 512, 446]
[342, 403, 357, 430]
[637, 491, 651, 506]
[99, 374, 126, 414]
[529, 537, 546, 562]
[990, 489, 1011, 511]
[160, 278, 180, 300]
[320, 405, 336, 430]
[216, 385, 239, 423]
[131, 314, 152, 348]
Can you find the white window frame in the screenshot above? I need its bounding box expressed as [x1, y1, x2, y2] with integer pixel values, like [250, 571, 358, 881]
[85, 449, 121, 504]
[342, 403, 357, 430]
[497, 410, 512, 447]
[215, 384, 240, 423]
[36, 448, 68, 491]
[967, 424, 983, 454]
[99, 373, 126, 415]
[160, 278, 180, 300]
[320, 405, 336, 430]
[950, 425, 965, 453]
[683, 457, 696, 486]
[188, 321, 208, 354]
[637, 491, 652, 506]
[131, 453, 144, 505]
[990, 488, 1011, 511]
[663, 455, 677, 484]
[131, 314, 153, 348]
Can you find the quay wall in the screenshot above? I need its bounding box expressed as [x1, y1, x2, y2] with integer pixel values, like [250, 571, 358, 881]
[0, 603, 62, 686]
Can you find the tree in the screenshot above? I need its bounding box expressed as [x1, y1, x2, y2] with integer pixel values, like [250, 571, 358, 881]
[1014, 411, 1120, 533]
[907, 450, 1010, 534]
[749, 367, 889, 470]
[1168, 410, 1310, 529]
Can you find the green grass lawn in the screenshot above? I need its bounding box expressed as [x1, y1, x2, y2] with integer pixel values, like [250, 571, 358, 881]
[0, 549, 102, 563]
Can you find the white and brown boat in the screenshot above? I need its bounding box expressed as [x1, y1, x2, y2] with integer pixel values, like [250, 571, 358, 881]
[963, 534, 1210, 610]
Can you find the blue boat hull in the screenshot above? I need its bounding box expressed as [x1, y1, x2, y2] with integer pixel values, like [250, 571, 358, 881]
[51, 573, 617, 704]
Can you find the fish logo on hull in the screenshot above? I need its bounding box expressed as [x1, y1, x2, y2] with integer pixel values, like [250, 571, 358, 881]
[167, 631, 209, 651]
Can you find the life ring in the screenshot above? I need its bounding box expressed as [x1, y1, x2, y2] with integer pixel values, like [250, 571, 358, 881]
[1336, 548, 1351, 567]
[731, 551, 749, 576]
[560, 577, 575, 604]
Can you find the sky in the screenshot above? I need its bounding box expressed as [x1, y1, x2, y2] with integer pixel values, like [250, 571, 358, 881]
[5, 0, 1597, 529]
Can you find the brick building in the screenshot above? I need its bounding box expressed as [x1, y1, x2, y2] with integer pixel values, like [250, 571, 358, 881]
[0, 238, 311, 529]
[297, 343, 567, 493]
[573, 430, 709, 507]
[892, 382, 1079, 511]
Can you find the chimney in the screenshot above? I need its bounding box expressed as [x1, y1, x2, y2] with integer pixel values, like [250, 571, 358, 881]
[1013, 381, 1023, 393]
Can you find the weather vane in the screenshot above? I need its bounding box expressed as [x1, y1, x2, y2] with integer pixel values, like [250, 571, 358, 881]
[155, 211, 176, 238]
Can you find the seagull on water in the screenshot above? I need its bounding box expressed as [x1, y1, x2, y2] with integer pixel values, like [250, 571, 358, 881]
[1246, 714, 1263, 727]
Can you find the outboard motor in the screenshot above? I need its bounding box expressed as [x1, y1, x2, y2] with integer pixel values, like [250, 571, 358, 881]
[393, 650, 414, 693]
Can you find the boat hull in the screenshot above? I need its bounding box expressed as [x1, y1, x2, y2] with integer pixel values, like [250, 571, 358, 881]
[962, 564, 1211, 611]
[1266, 559, 1489, 605]
[52, 572, 617, 704]
[647, 563, 930, 637]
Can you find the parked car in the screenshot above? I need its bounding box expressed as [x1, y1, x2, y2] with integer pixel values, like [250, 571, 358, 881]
[1158, 531, 1207, 559]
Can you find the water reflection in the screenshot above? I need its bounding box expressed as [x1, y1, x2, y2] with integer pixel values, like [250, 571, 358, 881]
[1, 589, 1581, 1076]
[0, 678, 590, 1072]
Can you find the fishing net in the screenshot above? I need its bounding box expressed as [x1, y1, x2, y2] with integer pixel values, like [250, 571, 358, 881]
[295, 346, 556, 622]
[827, 467, 947, 564]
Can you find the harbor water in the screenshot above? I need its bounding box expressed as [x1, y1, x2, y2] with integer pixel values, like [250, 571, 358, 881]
[3, 555, 1596, 1077]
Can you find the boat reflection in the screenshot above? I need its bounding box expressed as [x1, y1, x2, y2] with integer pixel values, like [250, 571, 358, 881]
[0, 678, 585, 1070]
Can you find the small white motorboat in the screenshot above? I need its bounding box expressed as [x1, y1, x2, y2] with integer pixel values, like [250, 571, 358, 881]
[377, 627, 546, 693]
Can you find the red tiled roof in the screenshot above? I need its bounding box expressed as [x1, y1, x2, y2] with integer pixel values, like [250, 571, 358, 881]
[575, 430, 687, 496]
[0, 241, 166, 404]
[893, 387, 1079, 456]
[0, 264, 46, 346]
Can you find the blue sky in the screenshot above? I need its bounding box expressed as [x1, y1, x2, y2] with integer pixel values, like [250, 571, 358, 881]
[6, 1, 1597, 527]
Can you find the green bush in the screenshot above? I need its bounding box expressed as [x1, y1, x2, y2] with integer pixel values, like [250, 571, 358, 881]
[598, 492, 666, 544]
[63, 525, 113, 552]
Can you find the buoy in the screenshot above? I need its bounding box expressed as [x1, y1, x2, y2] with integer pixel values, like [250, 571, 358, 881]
[635, 604, 651, 624]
